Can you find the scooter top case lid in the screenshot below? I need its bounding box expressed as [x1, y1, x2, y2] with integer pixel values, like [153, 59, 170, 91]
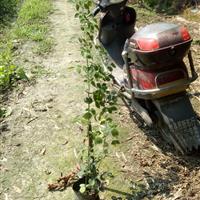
[97, 0, 127, 7]
[130, 23, 192, 51]
[128, 23, 192, 69]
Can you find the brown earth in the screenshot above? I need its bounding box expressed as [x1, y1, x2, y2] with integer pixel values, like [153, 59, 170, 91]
[1, 1, 200, 200]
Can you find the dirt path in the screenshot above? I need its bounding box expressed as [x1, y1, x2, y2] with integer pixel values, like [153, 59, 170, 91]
[1, 1, 200, 200]
[1, 1, 85, 199]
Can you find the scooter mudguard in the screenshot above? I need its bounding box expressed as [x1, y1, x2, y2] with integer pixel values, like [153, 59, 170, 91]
[152, 93, 200, 154]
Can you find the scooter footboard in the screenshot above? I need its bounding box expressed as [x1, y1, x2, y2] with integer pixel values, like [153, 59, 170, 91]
[152, 93, 200, 154]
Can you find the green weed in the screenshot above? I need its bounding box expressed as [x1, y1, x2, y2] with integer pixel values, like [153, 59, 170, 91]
[0, 107, 6, 118]
[0, 64, 28, 91]
[15, 24, 48, 42]
[0, 0, 21, 23]
[0, 36, 27, 91]
[193, 40, 200, 46]
[30, 65, 50, 78]
[35, 38, 54, 55]
[17, 0, 52, 23]
[15, 0, 52, 47]
[14, 0, 53, 54]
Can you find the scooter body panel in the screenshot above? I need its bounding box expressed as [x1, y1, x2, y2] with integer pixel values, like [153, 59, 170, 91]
[130, 62, 192, 99]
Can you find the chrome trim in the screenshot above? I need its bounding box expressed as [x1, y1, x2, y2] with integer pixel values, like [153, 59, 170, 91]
[128, 39, 192, 53]
[131, 78, 195, 99]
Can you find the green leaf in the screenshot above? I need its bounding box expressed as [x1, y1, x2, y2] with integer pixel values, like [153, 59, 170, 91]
[76, 66, 82, 74]
[83, 112, 92, 120]
[77, 170, 85, 178]
[111, 128, 119, 137]
[95, 137, 103, 144]
[0, 108, 6, 118]
[84, 97, 93, 104]
[107, 66, 113, 72]
[111, 140, 120, 146]
[90, 108, 96, 115]
[74, 13, 79, 18]
[80, 184, 86, 194]
[108, 106, 117, 113]
[15, 68, 28, 80]
[75, 4, 80, 10]
[89, 179, 95, 186]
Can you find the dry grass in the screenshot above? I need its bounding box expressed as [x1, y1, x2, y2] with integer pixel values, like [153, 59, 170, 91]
[182, 8, 200, 22]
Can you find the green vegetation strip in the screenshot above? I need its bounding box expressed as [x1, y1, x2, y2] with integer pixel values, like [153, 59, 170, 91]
[0, 0, 52, 116]
[15, 0, 53, 53]
[0, 0, 21, 24]
[0, 0, 52, 90]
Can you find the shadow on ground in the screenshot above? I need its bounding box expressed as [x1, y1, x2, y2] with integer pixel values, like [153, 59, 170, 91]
[105, 172, 172, 200]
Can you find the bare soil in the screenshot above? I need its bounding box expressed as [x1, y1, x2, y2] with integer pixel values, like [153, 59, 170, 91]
[1, 1, 200, 200]
[1, 1, 84, 199]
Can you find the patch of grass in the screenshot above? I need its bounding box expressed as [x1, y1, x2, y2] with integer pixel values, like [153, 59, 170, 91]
[18, 0, 51, 23]
[30, 65, 51, 78]
[0, 40, 28, 91]
[193, 40, 200, 46]
[14, 0, 53, 54]
[182, 8, 200, 22]
[130, 4, 160, 27]
[0, 106, 12, 118]
[0, 64, 28, 91]
[35, 38, 54, 55]
[15, 24, 48, 42]
[0, 0, 53, 92]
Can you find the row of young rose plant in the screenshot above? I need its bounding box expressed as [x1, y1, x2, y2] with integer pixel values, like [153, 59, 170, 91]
[72, 0, 120, 199]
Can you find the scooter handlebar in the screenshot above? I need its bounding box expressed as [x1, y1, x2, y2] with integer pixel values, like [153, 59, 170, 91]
[92, 6, 101, 16]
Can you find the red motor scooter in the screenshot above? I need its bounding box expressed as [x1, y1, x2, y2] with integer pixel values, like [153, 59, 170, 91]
[93, 0, 200, 154]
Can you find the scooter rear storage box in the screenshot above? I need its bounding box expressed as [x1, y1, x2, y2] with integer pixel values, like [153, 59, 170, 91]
[128, 23, 192, 69]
